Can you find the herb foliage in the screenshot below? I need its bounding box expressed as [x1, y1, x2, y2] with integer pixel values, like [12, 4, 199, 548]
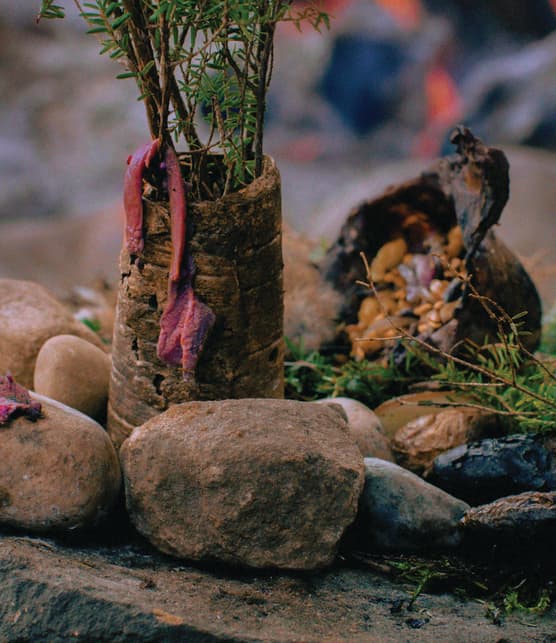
[38, 0, 329, 198]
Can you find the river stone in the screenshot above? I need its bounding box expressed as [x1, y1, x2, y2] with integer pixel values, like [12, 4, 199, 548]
[120, 399, 365, 570]
[428, 434, 556, 506]
[316, 397, 394, 461]
[392, 408, 502, 475]
[350, 458, 469, 552]
[0, 394, 121, 533]
[34, 334, 110, 422]
[373, 391, 473, 439]
[0, 279, 105, 388]
[461, 491, 556, 544]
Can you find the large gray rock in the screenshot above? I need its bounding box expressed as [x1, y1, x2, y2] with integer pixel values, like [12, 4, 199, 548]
[34, 334, 111, 422]
[0, 279, 105, 388]
[316, 397, 394, 461]
[352, 458, 469, 552]
[0, 394, 121, 533]
[121, 399, 365, 570]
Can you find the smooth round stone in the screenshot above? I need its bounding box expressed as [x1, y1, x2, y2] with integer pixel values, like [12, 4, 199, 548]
[34, 334, 111, 422]
[316, 397, 394, 461]
[0, 279, 105, 388]
[349, 458, 470, 552]
[0, 394, 121, 533]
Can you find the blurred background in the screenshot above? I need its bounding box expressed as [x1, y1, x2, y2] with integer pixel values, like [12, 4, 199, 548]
[0, 0, 555, 306]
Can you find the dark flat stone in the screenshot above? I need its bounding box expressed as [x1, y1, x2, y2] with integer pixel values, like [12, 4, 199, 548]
[428, 434, 556, 505]
[461, 491, 556, 546]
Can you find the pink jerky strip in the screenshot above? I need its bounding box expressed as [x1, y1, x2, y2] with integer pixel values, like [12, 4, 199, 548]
[164, 146, 187, 282]
[156, 145, 215, 380]
[157, 280, 216, 380]
[123, 139, 159, 254]
[0, 374, 41, 424]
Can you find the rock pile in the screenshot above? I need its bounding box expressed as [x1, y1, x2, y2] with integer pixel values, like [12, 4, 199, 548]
[0, 277, 554, 570]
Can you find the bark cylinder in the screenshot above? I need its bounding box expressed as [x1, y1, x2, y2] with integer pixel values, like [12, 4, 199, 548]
[108, 156, 284, 448]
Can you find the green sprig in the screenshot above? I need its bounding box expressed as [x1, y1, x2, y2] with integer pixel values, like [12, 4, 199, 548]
[38, 0, 330, 198]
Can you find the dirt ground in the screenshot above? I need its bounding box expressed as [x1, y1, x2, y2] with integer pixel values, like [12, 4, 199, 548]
[1, 532, 555, 642]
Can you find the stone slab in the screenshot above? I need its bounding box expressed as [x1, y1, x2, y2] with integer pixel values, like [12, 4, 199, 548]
[1, 534, 555, 642]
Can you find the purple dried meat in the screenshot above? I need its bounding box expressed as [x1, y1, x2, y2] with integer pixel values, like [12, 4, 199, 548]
[157, 279, 216, 381]
[123, 139, 159, 254]
[0, 374, 42, 424]
[154, 144, 215, 379]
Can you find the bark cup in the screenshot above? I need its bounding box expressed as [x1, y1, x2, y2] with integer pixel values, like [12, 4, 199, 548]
[321, 128, 542, 358]
[108, 156, 284, 448]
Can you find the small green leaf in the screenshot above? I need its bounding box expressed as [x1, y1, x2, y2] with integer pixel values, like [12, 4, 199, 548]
[111, 12, 130, 30]
[87, 26, 109, 34]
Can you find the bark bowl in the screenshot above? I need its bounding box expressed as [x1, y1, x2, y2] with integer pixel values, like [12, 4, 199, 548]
[108, 156, 284, 448]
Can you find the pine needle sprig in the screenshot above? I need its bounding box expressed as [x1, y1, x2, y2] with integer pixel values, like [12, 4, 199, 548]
[38, 0, 330, 198]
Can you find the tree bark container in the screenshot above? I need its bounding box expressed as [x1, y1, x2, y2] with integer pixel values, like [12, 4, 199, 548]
[108, 157, 284, 448]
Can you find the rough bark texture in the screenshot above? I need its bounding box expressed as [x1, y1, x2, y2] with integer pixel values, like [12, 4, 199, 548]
[108, 157, 284, 448]
[321, 128, 542, 354]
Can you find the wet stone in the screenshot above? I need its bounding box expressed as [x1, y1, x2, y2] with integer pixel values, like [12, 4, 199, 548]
[428, 434, 556, 506]
[348, 458, 469, 552]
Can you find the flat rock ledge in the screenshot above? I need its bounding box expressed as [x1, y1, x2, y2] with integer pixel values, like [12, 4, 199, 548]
[2, 535, 556, 643]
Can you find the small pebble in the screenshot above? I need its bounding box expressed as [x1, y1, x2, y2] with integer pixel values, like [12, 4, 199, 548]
[445, 226, 463, 259]
[414, 302, 432, 316]
[439, 301, 458, 324]
[429, 279, 447, 299]
[34, 334, 111, 422]
[370, 238, 408, 282]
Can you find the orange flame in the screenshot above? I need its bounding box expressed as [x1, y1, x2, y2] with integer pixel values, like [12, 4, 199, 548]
[374, 0, 422, 30]
[413, 63, 463, 157]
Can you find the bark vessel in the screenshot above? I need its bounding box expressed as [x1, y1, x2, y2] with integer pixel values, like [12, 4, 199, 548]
[108, 157, 284, 448]
[322, 128, 542, 356]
